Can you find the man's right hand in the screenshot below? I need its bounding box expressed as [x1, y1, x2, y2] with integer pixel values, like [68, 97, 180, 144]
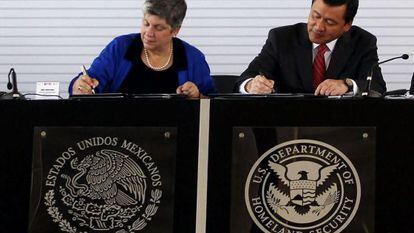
[245, 74, 275, 94]
[72, 75, 99, 94]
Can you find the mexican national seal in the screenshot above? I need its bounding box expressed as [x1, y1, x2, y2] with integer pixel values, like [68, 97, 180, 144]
[43, 137, 162, 233]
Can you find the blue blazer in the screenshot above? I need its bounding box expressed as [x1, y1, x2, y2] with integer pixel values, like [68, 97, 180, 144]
[69, 33, 215, 95]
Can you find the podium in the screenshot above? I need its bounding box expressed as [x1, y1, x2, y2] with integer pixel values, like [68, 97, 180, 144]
[207, 97, 414, 233]
[0, 97, 413, 233]
[0, 98, 201, 233]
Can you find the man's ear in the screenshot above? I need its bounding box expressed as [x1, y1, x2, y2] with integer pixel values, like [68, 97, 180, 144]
[344, 20, 353, 32]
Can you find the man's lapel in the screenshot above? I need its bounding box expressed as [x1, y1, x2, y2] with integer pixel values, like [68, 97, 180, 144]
[326, 31, 353, 79]
[296, 25, 314, 92]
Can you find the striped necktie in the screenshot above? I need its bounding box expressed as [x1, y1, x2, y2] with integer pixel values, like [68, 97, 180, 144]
[312, 44, 329, 90]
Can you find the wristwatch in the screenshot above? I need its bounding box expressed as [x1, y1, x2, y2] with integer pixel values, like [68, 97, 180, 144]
[344, 78, 353, 92]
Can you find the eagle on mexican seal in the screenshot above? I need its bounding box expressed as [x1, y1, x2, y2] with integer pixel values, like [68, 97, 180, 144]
[70, 149, 147, 206]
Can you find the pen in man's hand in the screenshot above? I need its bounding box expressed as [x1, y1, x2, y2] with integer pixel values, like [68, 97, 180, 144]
[81, 65, 95, 94]
[259, 71, 275, 93]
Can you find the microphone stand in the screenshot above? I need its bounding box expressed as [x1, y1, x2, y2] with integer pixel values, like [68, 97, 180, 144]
[361, 68, 374, 97]
[0, 68, 25, 100]
[361, 54, 409, 97]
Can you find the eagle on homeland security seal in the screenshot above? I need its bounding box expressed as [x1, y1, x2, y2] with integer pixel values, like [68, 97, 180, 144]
[43, 137, 163, 233]
[245, 139, 361, 233]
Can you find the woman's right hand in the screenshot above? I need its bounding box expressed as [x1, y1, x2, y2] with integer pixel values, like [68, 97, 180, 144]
[72, 75, 99, 94]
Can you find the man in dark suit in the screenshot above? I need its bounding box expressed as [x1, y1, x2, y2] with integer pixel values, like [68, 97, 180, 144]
[236, 0, 386, 96]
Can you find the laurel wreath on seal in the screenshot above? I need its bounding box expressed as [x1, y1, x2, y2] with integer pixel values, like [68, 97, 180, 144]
[44, 190, 85, 233]
[45, 188, 162, 233]
[128, 189, 162, 232]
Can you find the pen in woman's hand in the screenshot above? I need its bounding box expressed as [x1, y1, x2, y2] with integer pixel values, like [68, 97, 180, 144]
[81, 65, 95, 94]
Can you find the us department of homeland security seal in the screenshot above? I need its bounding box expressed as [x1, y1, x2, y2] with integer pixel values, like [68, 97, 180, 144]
[43, 137, 162, 233]
[245, 139, 361, 233]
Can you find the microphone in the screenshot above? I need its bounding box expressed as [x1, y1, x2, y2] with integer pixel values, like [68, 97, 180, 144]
[1, 68, 25, 99]
[7, 69, 13, 90]
[362, 54, 409, 97]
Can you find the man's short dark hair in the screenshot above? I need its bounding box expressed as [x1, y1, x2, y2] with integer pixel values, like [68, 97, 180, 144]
[312, 0, 359, 23]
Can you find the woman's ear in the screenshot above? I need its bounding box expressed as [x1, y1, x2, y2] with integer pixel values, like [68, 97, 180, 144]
[172, 26, 181, 37]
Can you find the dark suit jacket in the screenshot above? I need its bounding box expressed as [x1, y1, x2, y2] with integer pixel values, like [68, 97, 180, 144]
[236, 23, 386, 95]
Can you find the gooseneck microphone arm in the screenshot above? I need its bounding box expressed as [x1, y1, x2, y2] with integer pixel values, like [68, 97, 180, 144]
[361, 54, 409, 97]
[7, 68, 14, 90]
[4, 68, 24, 99]
[10, 68, 19, 95]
